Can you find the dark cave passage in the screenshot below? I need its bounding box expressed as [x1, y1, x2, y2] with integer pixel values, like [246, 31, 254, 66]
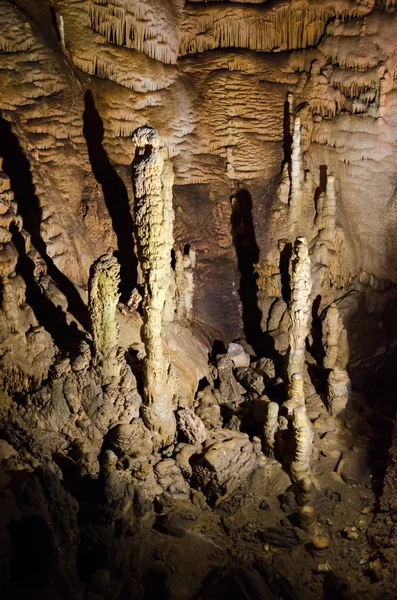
[230, 188, 262, 351]
[83, 90, 138, 300]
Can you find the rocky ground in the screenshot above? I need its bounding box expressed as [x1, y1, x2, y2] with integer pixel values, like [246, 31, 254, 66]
[0, 332, 396, 600]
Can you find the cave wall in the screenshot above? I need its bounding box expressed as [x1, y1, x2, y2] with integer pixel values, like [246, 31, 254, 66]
[1, 0, 397, 340]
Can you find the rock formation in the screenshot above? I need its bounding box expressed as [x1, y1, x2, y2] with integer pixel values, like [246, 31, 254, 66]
[263, 402, 279, 458]
[287, 237, 312, 380]
[1, 1, 397, 598]
[132, 126, 176, 448]
[88, 253, 121, 382]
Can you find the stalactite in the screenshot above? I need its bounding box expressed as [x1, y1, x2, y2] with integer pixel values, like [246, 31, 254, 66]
[81, 1, 178, 65]
[287, 237, 312, 381]
[180, 4, 373, 57]
[132, 126, 176, 448]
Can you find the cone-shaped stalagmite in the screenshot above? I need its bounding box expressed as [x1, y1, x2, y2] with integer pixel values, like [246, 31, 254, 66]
[88, 254, 121, 383]
[132, 126, 176, 447]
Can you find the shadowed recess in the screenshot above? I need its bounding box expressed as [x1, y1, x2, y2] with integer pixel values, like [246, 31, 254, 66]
[230, 188, 262, 350]
[0, 115, 90, 332]
[83, 90, 138, 300]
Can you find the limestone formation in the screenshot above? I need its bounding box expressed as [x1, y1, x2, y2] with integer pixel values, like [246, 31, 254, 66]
[176, 408, 207, 446]
[299, 504, 317, 535]
[287, 237, 312, 381]
[263, 402, 279, 458]
[1, 2, 397, 598]
[175, 246, 195, 321]
[327, 368, 351, 419]
[193, 430, 256, 505]
[108, 420, 153, 458]
[291, 405, 314, 482]
[283, 372, 305, 415]
[316, 175, 336, 240]
[322, 302, 349, 370]
[227, 343, 251, 369]
[88, 254, 121, 382]
[290, 116, 302, 223]
[0, 158, 54, 392]
[132, 126, 176, 447]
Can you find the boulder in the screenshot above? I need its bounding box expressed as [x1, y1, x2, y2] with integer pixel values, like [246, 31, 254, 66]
[177, 408, 207, 445]
[193, 429, 256, 505]
[154, 458, 190, 498]
[227, 343, 250, 368]
[235, 367, 265, 395]
[108, 419, 153, 457]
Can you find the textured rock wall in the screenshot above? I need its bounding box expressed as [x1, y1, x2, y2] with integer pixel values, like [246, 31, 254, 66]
[1, 0, 397, 342]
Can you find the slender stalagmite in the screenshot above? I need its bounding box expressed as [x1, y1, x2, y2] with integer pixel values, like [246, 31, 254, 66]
[291, 405, 313, 482]
[290, 116, 302, 222]
[316, 174, 336, 240]
[287, 236, 312, 380]
[132, 126, 176, 447]
[263, 402, 279, 458]
[88, 254, 121, 383]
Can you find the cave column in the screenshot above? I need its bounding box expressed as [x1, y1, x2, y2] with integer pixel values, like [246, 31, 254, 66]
[132, 126, 176, 448]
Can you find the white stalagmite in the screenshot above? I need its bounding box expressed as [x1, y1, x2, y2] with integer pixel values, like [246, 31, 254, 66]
[56, 13, 65, 48]
[132, 126, 176, 448]
[289, 116, 302, 222]
[291, 405, 314, 482]
[288, 237, 312, 381]
[88, 254, 121, 383]
[263, 401, 279, 458]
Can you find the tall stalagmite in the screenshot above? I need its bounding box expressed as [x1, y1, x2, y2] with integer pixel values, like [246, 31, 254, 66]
[88, 254, 121, 383]
[287, 237, 312, 381]
[289, 116, 302, 223]
[132, 126, 176, 447]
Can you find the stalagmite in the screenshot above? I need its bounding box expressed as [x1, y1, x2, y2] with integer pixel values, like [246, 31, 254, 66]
[56, 13, 65, 48]
[88, 254, 121, 383]
[289, 116, 302, 222]
[327, 368, 351, 418]
[287, 237, 312, 381]
[175, 246, 195, 321]
[291, 405, 313, 482]
[283, 372, 305, 415]
[322, 303, 342, 370]
[299, 504, 317, 534]
[289, 372, 305, 405]
[316, 174, 336, 240]
[132, 126, 176, 447]
[263, 402, 279, 458]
